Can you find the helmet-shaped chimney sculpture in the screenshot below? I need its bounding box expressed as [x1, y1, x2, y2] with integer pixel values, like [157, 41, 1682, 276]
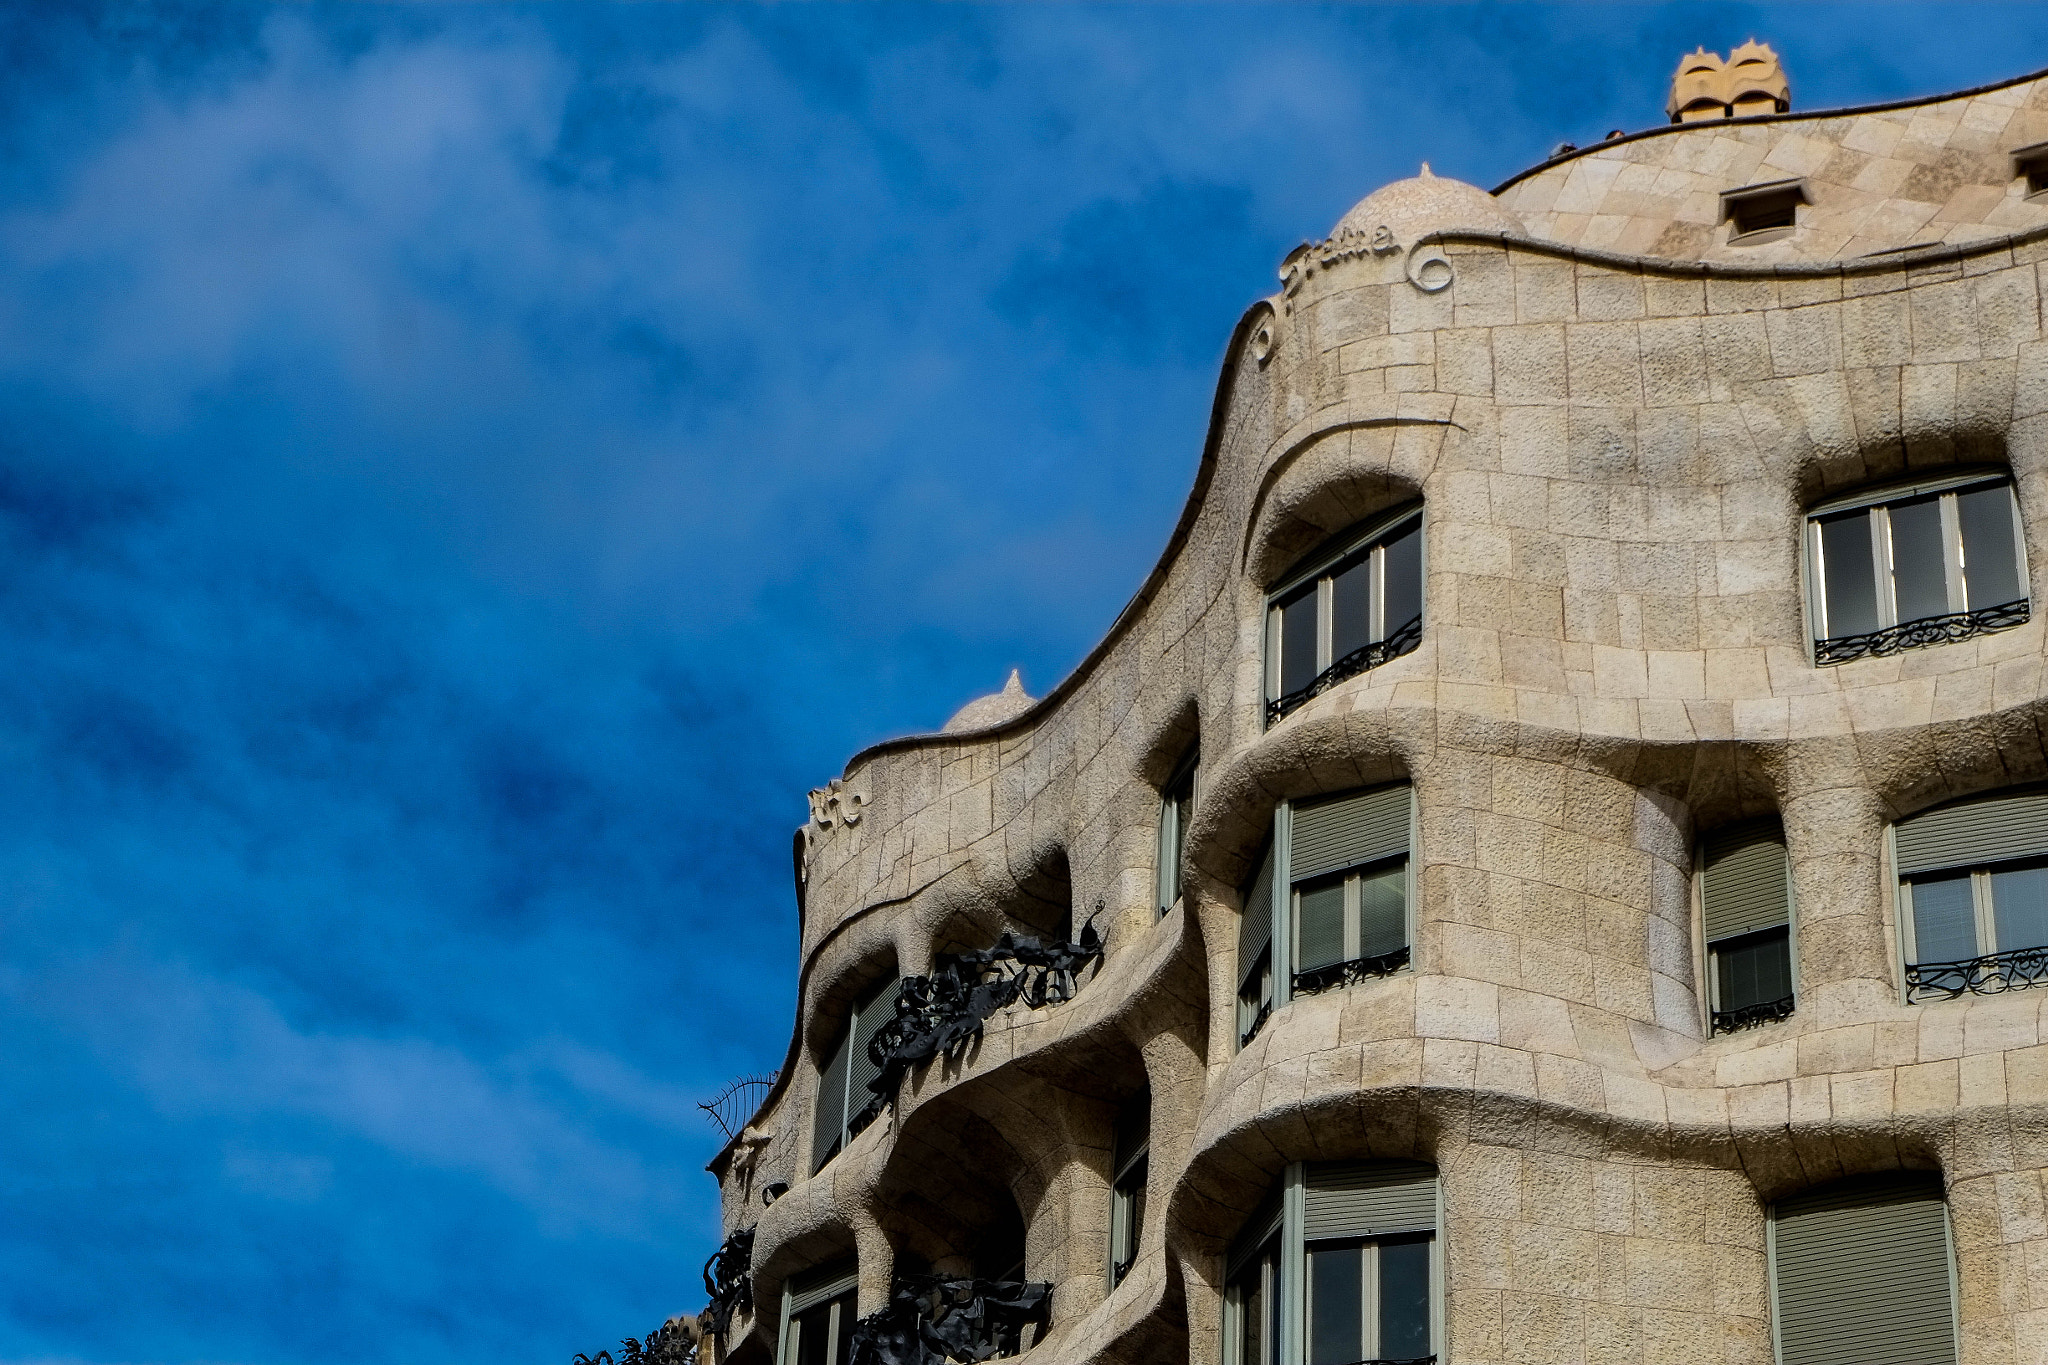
[1667, 39, 1790, 122]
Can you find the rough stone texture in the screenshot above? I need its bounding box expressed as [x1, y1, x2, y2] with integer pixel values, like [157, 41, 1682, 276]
[708, 68, 2048, 1365]
[1499, 66, 2048, 263]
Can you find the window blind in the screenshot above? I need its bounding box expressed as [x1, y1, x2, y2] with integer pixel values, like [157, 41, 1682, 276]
[1227, 1194, 1284, 1279]
[812, 1027, 849, 1174]
[1773, 1175, 1955, 1365]
[787, 1261, 859, 1315]
[847, 978, 896, 1112]
[1302, 1161, 1436, 1241]
[1702, 820, 1791, 942]
[1895, 787, 2048, 877]
[1290, 786, 1410, 884]
[1239, 842, 1274, 990]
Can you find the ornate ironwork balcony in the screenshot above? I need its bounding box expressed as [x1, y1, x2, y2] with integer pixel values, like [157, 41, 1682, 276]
[1814, 598, 2029, 666]
[1711, 994, 1795, 1035]
[1292, 947, 1411, 998]
[1906, 944, 2048, 1002]
[864, 918, 1104, 1110]
[699, 1226, 753, 1345]
[1267, 614, 1424, 723]
[573, 1317, 700, 1365]
[848, 1276, 1051, 1365]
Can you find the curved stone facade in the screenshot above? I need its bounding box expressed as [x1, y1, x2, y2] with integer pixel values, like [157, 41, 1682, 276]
[710, 62, 2048, 1365]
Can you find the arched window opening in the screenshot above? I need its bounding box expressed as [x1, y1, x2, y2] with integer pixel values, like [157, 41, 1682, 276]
[1895, 785, 2048, 1000]
[1700, 818, 1796, 1033]
[1265, 505, 1423, 723]
[1806, 470, 2028, 665]
[1770, 1174, 1957, 1365]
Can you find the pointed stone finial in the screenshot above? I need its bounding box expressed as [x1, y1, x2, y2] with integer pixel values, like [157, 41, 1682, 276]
[941, 668, 1039, 734]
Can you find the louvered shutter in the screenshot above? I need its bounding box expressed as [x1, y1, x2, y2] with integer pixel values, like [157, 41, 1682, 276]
[1702, 820, 1791, 943]
[848, 978, 897, 1111]
[1239, 842, 1275, 990]
[787, 1261, 858, 1315]
[1896, 787, 2048, 876]
[1773, 1175, 1956, 1365]
[1303, 1161, 1436, 1241]
[812, 1028, 848, 1174]
[1291, 786, 1410, 883]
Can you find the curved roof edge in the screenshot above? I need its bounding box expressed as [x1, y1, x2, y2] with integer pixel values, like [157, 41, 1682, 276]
[1492, 59, 2048, 197]
[829, 304, 1263, 776]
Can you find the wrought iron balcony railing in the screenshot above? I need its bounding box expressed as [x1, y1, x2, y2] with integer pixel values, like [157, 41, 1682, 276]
[1292, 947, 1411, 998]
[1814, 598, 2028, 666]
[863, 917, 1104, 1110]
[1906, 944, 2048, 1002]
[848, 1276, 1052, 1365]
[572, 1317, 699, 1365]
[1238, 999, 1272, 1049]
[1711, 995, 1795, 1035]
[699, 1226, 754, 1346]
[1267, 614, 1423, 723]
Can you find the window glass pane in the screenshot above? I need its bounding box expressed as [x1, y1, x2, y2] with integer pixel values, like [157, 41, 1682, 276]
[1331, 556, 1371, 664]
[1910, 874, 1979, 964]
[1959, 484, 2024, 610]
[1990, 864, 2048, 954]
[1818, 510, 1880, 638]
[1888, 495, 1950, 624]
[1278, 590, 1319, 698]
[1128, 1174, 1146, 1267]
[1381, 520, 1423, 637]
[793, 1302, 833, 1365]
[1714, 926, 1792, 1011]
[1358, 861, 1409, 961]
[1307, 1244, 1364, 1365]
[1378, 1237, 1433, 1361]
[1296, 876, 1347, 972]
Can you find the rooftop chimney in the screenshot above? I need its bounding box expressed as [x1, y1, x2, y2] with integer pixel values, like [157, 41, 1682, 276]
[1667, 40, 1790, 123]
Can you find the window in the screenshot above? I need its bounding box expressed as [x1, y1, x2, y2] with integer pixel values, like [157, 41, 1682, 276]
[1226, 1162, 1440, 1365]
[1239, 842, 1275, 1048]
[1770, 1174, 1957, 1365]
[1265, 506, 1422, 723]
[1157, 747, 1199, 916]
[1895, 786, 2048, 1001]
[812, 976, 897, 1173]
[1700, 820, 1795, 1033]
[1289, 786, 1413, 997]
[1238, 786, 1415, 1050]
[2013, 140, 2048, 198]
[781, 1261, 858, 1365]
[1107, 1093, 1149, 1289]
[1806, 471, 2028, 664]
[1722, 178, 1807, 242]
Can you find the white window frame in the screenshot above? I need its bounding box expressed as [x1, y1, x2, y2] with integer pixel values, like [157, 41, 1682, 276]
[1804, 469, 2027, 653]
[1263, 503, 1424, 719]
[1223, 1164, 1443, 1365]
[1107, 1105, 1150, 1291]
[780, 1262, 859, 1365]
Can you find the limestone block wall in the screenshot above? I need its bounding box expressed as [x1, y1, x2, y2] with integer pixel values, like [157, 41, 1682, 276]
[709, 89, 2048, 1365]
[1498, 64, 2048, 263]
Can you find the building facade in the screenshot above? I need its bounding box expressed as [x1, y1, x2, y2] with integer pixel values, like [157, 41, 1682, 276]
[705, 53, 2048, 1365]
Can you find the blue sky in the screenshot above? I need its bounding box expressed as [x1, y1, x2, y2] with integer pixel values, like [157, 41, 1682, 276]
[3, 4, 2047, 1363]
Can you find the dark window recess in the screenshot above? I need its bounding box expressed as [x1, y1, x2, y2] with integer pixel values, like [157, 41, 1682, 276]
[1108, 1095, 1150, 1288]
[1721, 178, 1808, 240]
[1807, 474, 2030, 665]
[1897, 787, 2048, 1002]
[2014, 141, 2048, 198]
[1239, 841, 1276, 1048]
[1156, 747, 1199, 916]
[1265, 509, 1424, 724]
[1700, 820, 1795, 1034]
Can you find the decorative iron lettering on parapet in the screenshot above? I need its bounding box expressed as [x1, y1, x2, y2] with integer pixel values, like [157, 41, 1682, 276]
[1906, 945, 2048, 1002]
[1711, 994, 1796, 1035]
[699, 1226, 754, 1346]
[573, 1316, 700, 1365]
[1267, 613, 1424, 723]
[1292, 946, 1411, 998]
[1813, 598, 2029, 666]
[864, 917, 1105, 1110]
[847, 1277, 1052, 1365]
